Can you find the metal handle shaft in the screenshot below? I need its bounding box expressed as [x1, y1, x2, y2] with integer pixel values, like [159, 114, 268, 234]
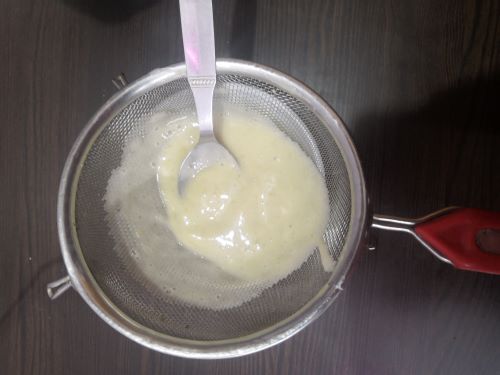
[179, 0, 216, 141]
[372, 209, 455, 265]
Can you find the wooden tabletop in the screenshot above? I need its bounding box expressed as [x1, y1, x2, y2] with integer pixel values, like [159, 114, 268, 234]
[1, 0, 499, 374]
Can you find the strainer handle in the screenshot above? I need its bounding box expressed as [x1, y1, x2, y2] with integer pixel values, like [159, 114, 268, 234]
[372, 207, 500, 275]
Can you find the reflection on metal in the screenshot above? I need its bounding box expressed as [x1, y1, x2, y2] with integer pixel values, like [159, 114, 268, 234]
[367, 230, 377, 251]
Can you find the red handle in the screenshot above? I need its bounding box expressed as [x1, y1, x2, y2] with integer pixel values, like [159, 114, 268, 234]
[415, 208, 500, 275]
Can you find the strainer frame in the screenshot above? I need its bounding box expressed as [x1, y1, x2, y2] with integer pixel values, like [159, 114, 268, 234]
[57, 59, 367, 358]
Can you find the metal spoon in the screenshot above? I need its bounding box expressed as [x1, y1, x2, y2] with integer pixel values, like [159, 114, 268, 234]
[178, 0, 237, 191]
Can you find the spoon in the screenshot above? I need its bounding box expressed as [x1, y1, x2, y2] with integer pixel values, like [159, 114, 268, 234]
[178, 0, 237, 191]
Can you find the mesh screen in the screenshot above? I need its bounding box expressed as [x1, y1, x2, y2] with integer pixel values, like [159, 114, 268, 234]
[74, 74, 351, 340]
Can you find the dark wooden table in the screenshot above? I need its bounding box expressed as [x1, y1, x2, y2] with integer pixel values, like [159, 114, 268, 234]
[1, 0, 499, 374]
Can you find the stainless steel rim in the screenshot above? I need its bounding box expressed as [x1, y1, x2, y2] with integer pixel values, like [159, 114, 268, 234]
[57, 58, 368, 358]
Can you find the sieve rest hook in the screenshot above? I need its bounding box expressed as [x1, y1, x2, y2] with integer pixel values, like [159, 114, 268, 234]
[47, 275, 72, 300]
[112, 73, 128, 90]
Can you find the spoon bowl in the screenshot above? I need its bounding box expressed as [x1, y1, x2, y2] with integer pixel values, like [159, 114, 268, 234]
[179, 137, 237, 192]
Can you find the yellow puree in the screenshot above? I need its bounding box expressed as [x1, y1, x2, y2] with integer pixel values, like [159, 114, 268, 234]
[158, 110, 332, 284]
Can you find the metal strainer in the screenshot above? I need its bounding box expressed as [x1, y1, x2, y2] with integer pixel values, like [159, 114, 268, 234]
[49, 59, 368, 358]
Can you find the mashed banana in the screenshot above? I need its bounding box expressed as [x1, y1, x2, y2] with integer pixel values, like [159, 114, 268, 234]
[158, 109, 332, 283]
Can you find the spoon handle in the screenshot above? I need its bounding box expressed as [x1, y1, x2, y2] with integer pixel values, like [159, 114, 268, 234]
[179, 0, 216, 141]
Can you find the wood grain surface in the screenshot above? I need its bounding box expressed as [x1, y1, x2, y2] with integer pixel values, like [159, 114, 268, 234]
[1, 0, 499, 374]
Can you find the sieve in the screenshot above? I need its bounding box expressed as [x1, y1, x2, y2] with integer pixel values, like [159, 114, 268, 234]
[48, 59, 500, 358]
